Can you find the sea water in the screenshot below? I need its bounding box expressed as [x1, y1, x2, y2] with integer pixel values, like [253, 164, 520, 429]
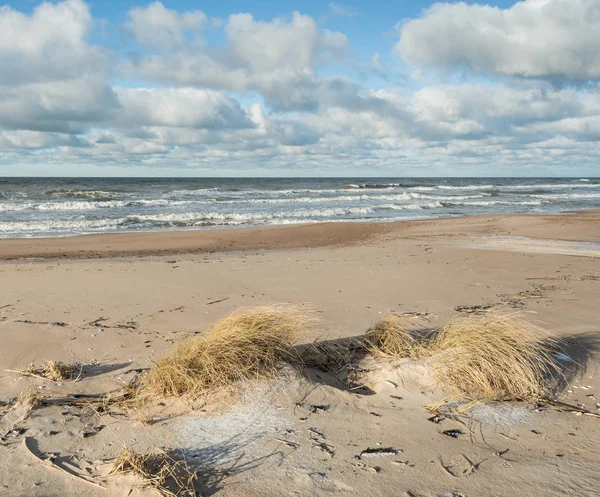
[0, 177, 598, 238]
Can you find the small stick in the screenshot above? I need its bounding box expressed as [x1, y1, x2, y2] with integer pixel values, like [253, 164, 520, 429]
[539, 399, 600, 419]
[5, 369, 54, 382]
[206, 297, 229, 305]
[273, 437, 299, 449]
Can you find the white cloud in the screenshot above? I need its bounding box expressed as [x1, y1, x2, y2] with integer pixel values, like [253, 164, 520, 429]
[121, 6, 348, 109]
[114, 87, 254, 130]
[328, 2, 359, 19]
[0, 0, 116, 134]
[125, 1, 206, 48]
[0, 0, 109, 85]
[410, 83, 599, 140]
[396, 0, 600, 81]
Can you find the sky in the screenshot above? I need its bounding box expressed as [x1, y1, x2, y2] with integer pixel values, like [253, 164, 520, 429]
[0, 0, 599, 177]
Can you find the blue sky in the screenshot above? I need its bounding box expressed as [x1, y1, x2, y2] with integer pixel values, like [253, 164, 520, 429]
[0, 0, 599, 176]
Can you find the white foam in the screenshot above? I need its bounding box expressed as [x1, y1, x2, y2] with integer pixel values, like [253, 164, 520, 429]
[437, 184, 494, 190]
[0, 217, 125, 234]
[129, 206, 376, 224]
[531, 192, 600, 200]
[444, 199, 543, 207]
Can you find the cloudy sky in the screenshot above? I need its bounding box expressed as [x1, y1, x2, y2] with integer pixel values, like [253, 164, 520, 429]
[1, 0, 599, 177]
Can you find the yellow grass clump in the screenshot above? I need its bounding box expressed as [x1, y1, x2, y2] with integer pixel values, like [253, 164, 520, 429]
[428, 316, 561, 401]
[145, 306, 308, 397]
[38, 360, 82, 381]
[18, 385, 40, 407]
[111, 446, 198, 497]
[365, 314, 562, 401]
[365, 315, 427, 359]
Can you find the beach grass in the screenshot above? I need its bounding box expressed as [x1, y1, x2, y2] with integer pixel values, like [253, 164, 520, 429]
[366, 314, 561, 401]
[364, 315, 429, 359]
[145, 305, 308, 398]
[429, 316, 561, 400]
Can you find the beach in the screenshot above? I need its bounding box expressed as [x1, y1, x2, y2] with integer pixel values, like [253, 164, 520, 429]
[1, 210, 599, 497]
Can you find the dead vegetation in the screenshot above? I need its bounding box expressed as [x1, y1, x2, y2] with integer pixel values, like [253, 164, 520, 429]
[145, 305, 309, 398]
[17, 385, 40, 408]
[111, 446, 198, 497]
[429, 316, 562, 400]
[7, 360, 83, 382]
[365, 314, 562, 401]
[364, 315, 429, 359]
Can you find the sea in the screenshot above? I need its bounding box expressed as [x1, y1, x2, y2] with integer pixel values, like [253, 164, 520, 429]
[0, 177, 598, 238]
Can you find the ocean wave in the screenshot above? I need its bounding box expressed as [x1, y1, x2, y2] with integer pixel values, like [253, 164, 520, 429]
[442, 199, 544, 207]
[408, 193, 489, 200]
[0, 217, 125, 234]
[0, 198, 224, 212]
[436, 183, 599, 192]
[44, 188, 126, 201]
[168, 188, 220, 196]
[346, 183, 402, 189]
[128, 206, 376, 224]
[378, 201, 444, 210]
[530, 192, 600, 200]
[436, 184, 494, 190]
[499, 183, 599, 190]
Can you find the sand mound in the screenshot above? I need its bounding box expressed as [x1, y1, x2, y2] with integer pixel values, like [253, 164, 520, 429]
[365, 314, 562, 401]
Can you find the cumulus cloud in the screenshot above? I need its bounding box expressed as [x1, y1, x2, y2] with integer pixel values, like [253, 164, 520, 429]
[113, 88, 254, 130]
[410, 83, 600, 140]
[396, 0, 600, 81]
[0, 0, 109, 85]
[125, 0, 206, 48]
[121, 4, 348, 109]
[0, 0, 118, 134]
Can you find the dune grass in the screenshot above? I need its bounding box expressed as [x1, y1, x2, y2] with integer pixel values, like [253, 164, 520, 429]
[429, 316, 561, 400]
[364, 315, 429, 359]
[145, 305, 309, 398]
[366, 314, 562, 401]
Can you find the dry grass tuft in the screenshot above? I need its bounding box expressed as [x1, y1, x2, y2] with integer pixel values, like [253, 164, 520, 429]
[429, 316, 561, 401]
[365, 315, 428, 359]
[39, 360, 82, 381]
[145, 305, 309, 397]
[18, 386, 40, 407]
[111, 446, 197, 497]
[14, 360, 83, 382]
[364, 314, 562, 401]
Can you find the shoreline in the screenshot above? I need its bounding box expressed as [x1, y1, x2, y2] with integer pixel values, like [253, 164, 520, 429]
[1, 209, 599, 261]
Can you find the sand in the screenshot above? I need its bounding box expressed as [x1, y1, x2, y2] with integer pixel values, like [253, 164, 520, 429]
[0, 210, 599, 496]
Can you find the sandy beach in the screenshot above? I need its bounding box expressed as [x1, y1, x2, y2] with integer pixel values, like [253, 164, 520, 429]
[1, 210, 599, 497]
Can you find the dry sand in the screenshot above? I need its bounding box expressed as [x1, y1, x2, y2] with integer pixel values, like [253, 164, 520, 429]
[0, 210, 599, 497]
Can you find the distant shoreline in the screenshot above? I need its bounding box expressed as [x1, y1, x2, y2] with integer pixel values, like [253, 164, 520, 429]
[1, 209, 598, 261]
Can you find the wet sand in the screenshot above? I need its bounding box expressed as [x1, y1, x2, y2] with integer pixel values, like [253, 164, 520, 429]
[1, 210, 599, 261]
